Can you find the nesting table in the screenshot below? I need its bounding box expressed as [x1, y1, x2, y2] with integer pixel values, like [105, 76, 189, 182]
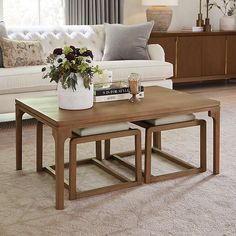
[15, 86, 220, 210]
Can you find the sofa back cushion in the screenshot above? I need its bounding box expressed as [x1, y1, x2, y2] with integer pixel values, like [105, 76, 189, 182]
[7, 25, 105, 61]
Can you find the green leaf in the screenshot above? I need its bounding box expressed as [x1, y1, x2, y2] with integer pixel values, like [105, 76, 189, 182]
[64, 45, 73, 55]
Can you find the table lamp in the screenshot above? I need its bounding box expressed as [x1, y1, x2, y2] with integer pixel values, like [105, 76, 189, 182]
[142, 0, 178, 31]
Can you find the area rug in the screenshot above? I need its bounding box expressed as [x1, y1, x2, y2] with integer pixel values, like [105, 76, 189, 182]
[0, 86, 236, 236]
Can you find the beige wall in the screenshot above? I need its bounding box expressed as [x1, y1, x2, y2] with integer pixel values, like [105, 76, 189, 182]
[123, 0, 225, 31]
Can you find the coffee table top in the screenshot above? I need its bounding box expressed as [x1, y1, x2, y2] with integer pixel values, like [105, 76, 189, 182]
[16, 86, 220, 128]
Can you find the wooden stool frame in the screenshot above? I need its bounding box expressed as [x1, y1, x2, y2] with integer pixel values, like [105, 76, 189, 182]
[105, 119, 207, 184]
[69, 129, 142, 200]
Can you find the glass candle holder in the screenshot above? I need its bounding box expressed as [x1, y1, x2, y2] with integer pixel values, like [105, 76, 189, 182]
[128, 73, 141, 103]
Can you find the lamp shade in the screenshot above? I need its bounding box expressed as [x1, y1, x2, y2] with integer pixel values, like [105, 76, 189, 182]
[142, 0, 178, 6]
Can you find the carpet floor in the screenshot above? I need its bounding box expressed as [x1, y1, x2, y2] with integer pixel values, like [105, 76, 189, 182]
[0, 84, 236, 236]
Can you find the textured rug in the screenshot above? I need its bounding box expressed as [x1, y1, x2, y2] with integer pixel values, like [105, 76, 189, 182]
[0, 85, 236, 236]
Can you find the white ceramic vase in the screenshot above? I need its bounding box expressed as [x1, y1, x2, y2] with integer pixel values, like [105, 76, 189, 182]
[220, 16, 235, 31]
[57, 74, 94, 110]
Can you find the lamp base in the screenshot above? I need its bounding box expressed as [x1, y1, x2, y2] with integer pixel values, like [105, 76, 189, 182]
[146, 6, 173, 32]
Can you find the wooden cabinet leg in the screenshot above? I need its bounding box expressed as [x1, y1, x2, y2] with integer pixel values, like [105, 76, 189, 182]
[209, 108, 221, 175]
[36, 121, 43, 172]
[16, 104, 24, 171]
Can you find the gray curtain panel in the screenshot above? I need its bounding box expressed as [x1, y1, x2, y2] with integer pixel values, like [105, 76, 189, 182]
[66, 0, 124, 25]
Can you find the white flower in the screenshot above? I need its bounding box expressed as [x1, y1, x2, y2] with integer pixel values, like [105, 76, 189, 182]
[53, 54, 66, 67]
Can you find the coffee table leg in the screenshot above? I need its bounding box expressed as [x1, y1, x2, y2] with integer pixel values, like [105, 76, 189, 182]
[16, 104, 24, 170]
[36, 121, 43, 172]
[209, 107, 220, 175]
[52, 128, 70, 210]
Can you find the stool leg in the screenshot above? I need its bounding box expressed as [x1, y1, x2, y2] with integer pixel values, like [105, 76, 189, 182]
[135, 131, 142, 183]
[200, 120, 207, 172]
[153, 131, 161, 149]
[145, 128, 152, 184]
[96, 141, 102, 161]
[69, 140, 77, 200]
[104, 139, 111, 159]
[36, 121, 43, 172]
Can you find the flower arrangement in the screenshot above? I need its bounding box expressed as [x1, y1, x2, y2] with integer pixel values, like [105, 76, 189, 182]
[209, 0, 236, 16]
[42, 45, 102, 91]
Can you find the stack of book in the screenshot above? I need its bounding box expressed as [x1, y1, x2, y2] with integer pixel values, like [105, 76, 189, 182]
[94, 83, 144, 102]
[182, 26, 204, 32]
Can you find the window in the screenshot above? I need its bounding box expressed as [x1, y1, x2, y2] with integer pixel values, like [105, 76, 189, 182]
[2, 0, 65, 26]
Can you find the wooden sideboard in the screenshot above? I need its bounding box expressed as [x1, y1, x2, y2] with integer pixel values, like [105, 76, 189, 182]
[149, 31, 236, 84]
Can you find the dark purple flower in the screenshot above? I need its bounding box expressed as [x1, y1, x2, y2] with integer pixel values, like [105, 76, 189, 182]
[70, 45, 76, 52]
[82, 50, 93, 60]
[53, 48, 63, 55]
[66, 53, 75, 61]
[75, 48, 81, 56]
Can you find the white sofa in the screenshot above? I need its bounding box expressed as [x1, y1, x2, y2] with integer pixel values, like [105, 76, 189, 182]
[0, 25, 173, 115]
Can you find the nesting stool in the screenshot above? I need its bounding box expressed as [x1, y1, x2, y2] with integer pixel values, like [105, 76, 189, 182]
[69, 123, 142, 200]
[134, 114, 207, 184]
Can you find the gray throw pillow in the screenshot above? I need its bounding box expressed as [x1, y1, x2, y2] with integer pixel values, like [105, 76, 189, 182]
[0, 21, 8, 67]
[102, 21, 154, 61]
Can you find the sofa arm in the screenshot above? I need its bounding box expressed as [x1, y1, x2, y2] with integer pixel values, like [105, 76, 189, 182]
[147, 44, 165, 61]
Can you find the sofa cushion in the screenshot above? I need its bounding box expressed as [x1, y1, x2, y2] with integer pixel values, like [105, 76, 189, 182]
[7, 25, 105, 61]
[0, 65, 56, 94]
[0, 21, 7, 38]
[96, 60, 173, 82]
[0, 59, 172, 94]
[73, 122, 130, 136]
[146, 114, 196, 126]
[102, 22, 154, 61]
[0, 21, 8, 68]
[0, 38, 45, 68]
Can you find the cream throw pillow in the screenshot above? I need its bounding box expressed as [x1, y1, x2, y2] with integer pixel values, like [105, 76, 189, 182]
[0, 38, 44, 68]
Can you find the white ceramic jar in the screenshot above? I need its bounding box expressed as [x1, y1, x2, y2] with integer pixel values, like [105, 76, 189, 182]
[220, 16, 235, 31]
[57, 75, 94, 110]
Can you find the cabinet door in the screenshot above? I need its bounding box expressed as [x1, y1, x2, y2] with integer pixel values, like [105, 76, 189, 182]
[149, 37, 176, 76]
[177, 36, 202, 78]
[202, 36, 226, 76]
[227, 36, 236, 75]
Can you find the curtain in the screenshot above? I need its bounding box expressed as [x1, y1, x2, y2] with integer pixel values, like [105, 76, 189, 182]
[65, 0, 124, 25]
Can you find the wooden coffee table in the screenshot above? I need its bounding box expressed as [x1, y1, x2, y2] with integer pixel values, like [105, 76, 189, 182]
[15, 86, 220, 210]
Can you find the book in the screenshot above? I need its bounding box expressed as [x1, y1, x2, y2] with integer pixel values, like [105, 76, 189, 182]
[182, 26, 204, 32]
[95, 86, 144, 96]
[95, 91, 144, 103]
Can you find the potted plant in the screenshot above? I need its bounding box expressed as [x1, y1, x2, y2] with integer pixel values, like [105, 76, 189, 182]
[209, 0, 236, 31]
[42, 45, 102, 110]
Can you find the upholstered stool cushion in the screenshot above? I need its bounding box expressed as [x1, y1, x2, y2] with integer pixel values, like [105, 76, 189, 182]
[73, 122, 130, 137]
[146, 114, 195, 126]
